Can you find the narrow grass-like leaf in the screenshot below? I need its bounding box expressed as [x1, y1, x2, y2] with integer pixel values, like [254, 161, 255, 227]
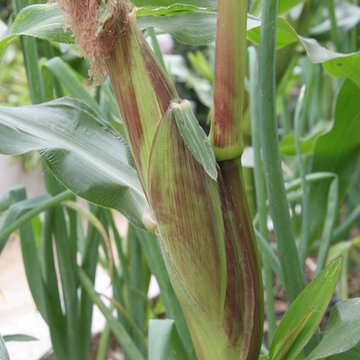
[148, 320, 174, 360]
[0, 191, 73, 251]
[316, 177, 339, 275]
[53, 208, 80, 360]
[136, 227, 195, 360]
[3, 334, 38, 342]
[254, 229, 283, 285]
[78, 268, 146, 360]
[269, 259, 342, 360]
[307, 298, 360, 360]
[259, 0, 305, 302]
[43, 57, 103, 116]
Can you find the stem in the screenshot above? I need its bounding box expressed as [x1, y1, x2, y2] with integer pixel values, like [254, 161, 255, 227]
[295, 87, 310, 266]
[328, 0, 342, 52]
[210, 0, 247, 160]
[332, 206, 360, 243]
[12, 0, 45, 104]
[249, 46, 276, 342]
[316, 178, 339, 275]
[259, 0, 305, 302]
[147, 27, 166, 72]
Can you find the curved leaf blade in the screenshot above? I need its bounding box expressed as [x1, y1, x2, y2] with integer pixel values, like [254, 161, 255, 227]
[307, 298, 360, 360]
[0, 4, 73, 59]
[0, 98, 147, 227]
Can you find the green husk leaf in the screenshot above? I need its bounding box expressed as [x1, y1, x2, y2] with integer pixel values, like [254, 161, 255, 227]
[147, 106, 262, 359]
[172, 100, 217, 180]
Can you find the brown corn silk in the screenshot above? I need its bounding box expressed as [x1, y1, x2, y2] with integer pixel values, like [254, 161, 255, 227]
[57, 1, 262, 358]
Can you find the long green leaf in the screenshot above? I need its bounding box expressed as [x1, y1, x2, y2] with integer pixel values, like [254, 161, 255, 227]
[78, 268, 146, 360]
[0, 98, 147, 227]
[0, 3, 73, 59]
[136, 227, 195, 360]
[309, 80, 360, 241]
[307, 298, 360, 360]
[148, 320, 174, 360]
[3, 334, 38, 342]
[269, 259, 342, 360]
[0, 191, 73, 251]
[4, 3, 360, 86]
[43, 57, 103, 116]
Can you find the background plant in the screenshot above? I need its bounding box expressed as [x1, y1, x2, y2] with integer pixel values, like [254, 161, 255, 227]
[0, 0, 359, 359]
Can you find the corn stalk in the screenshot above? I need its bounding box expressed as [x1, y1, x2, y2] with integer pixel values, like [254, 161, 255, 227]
[57, 0, 263, 358]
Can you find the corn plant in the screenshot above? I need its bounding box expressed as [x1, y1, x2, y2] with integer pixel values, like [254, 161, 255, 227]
[1, 0, 360, 359]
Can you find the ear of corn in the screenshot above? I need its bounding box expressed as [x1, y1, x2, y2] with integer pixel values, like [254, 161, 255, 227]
[147, 102, 263, 359]
[57, 1, 263, 358]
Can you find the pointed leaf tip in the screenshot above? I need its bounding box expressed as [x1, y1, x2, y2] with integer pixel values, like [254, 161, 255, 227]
[171, 100, 218, 180]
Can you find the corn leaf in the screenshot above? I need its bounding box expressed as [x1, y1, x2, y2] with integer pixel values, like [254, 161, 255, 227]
[269, 259, 342, 360]
[78, 268, 146, 360]
[0, 3, 73, 59]
[307, 298, 360, 360]
[4, 3, 360, 87]
[278, 0, 310, 14]
[0, 98, 147, 227]
[133, 0, 217, 7]
[43, 57, 103, 117]
[309, 80, 360, 241]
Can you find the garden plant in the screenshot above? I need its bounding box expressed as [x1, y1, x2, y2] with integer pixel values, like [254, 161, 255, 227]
[0, 0, 360, 359]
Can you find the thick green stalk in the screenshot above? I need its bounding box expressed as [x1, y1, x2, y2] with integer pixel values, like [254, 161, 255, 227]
[249, 46, 276, 342]
[259, 0, 305, 302]
[210, 0, 247, 161]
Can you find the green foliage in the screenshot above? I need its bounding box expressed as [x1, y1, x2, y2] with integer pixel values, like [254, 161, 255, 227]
[269, 260, 341, 360]
[0, 0, 360, 359]
[307, 298, 360, 360]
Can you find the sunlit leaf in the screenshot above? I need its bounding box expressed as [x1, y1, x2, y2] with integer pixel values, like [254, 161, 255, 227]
[269, 260, 341, 360]
[0, 98, 147, 227]
[307, 299, 360, 360]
